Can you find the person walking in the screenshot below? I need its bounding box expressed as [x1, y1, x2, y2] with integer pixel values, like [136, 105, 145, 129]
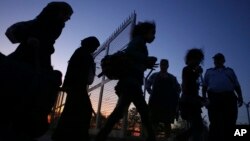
[146, 59, 181, 139]
[177, 48, 206, 141]
[95, 21, 157, 141]
[0, 2, 73, 141]
[202, 53, 243, 141]
[52, 36, 100, 141]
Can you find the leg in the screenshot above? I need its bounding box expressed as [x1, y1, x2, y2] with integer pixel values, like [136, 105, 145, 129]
[132, 90, 156, 141]
[207, 95, 224, 141]
[95, 93, 131, 141]
[223, 94, 238, 141]
[52, 90, 92, 141]
[189, 112, 203, 141]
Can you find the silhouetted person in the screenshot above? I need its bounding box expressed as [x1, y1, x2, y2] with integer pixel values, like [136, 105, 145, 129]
[95, 21, 157, 141]
[146, 59, 181, 138]
[6, 1, 73, 71]
[0, 2, 73, 141]
[177, 48, 206, 141]
[202, 53, 243, 141]
[52, 36, 100, 141]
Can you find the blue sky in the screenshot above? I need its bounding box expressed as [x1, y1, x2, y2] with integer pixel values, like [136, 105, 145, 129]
[1, 0, 250, 124]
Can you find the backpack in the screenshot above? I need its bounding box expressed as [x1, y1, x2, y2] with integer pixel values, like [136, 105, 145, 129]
[98, 50, 132, 80]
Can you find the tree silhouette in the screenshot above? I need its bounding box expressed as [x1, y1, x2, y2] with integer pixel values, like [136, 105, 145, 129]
[127, 107, 142, 136]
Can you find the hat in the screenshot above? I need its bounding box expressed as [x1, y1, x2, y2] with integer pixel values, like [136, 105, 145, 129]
[213, 53, 225, 60]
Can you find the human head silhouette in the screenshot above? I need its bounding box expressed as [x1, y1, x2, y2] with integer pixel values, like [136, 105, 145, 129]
[36, 1, 73, 23]
[131, 21, 156, 43]
[81, 36, 100, 53]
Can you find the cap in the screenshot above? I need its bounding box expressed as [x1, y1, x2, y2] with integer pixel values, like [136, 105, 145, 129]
[213, 53, 225, 60]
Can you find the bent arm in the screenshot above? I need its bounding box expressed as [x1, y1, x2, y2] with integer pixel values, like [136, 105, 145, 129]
[145, 73, 157, 94]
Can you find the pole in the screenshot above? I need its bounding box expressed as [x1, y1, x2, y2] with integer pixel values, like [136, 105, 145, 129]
[245, 101, 250, 125]
[96, 75, 106, 128]
[96, 44, 109, 129]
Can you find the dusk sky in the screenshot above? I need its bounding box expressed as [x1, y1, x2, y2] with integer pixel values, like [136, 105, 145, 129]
[1, 0, 250, 124]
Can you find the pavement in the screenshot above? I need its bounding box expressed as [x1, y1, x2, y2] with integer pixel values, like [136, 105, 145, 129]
[37, 133, 174, 141]
[38, 134, 146, 141]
